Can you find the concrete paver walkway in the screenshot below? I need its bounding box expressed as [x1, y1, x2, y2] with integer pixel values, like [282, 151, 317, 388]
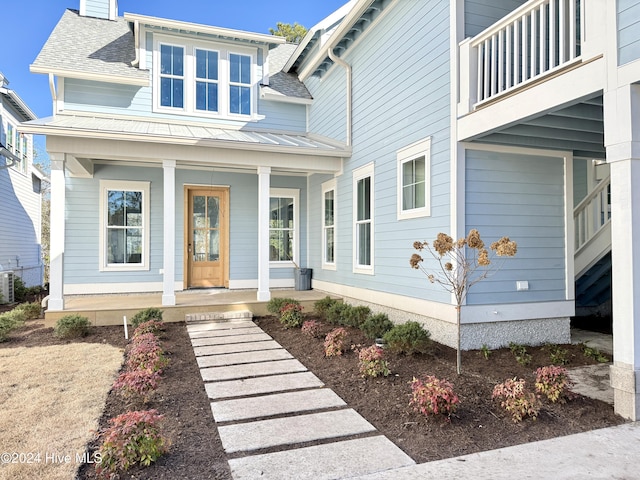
[187, 314, 414, 479]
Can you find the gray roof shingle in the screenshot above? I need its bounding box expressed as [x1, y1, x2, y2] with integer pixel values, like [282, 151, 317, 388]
[264, 44, 312, 100]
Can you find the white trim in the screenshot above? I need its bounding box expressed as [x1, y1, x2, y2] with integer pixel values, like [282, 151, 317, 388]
[228, 278, 294, 290]
[313, 279, 574, 324]
[259, 89, 314, 105]
[64, 281, 183, 295]
[162, 161, 176, 306]
[397, 137, 431, 220]
[152, 34, 260, 121]
[269, 187, 300, 268]
[109, 0, 117, 20]
[353, 162, 374, 275]
[461, 142, 571, 159]
[257, 166, 271, 301]
[322, 178, 337, 270]
[98, 180, 151, 272]
[29, 66, 149, 87]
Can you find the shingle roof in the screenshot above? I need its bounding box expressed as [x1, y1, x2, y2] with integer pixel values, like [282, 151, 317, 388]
[264, 44, 312, 100]
[30, 9, 149, 83]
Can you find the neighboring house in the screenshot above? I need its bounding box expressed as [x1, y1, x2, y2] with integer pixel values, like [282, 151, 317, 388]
[23, 0, 640, 420]
[0, 72, 45, 299]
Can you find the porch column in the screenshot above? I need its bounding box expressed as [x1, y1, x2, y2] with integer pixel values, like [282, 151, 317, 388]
[257, 166, 271, 301]
[604, 84, 640, 420]
[48, 154, 66, 311]
[162, 160, 176, 306]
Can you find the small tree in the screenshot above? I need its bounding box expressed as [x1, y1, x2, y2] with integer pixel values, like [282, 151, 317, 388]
[269, 22, 308, 44]
[410, 230, 517, 374]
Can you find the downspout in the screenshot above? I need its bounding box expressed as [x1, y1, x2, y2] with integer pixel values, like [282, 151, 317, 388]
[131, 20, 140, 67]
[327, 48, 352, 147]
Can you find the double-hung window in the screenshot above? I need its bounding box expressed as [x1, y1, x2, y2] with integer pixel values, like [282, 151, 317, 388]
[269, 188, 299, 266]
[99, 180, 150, 271]
[195, 49, 219, 112]
[353, 164, 374, 274]
[229, 53, 251, 115]
[160, 44, 184, 108]
[397, 137, 431, 220]
[322, 179, 336, 269]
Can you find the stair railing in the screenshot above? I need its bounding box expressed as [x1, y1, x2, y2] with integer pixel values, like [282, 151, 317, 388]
[574, 175, 610, 252]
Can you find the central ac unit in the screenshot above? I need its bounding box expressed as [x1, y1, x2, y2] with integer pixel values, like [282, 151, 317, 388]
[0, 271, 15, 304]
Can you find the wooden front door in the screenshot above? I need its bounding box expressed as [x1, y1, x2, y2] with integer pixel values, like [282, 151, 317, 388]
[186, 187, 229, 288]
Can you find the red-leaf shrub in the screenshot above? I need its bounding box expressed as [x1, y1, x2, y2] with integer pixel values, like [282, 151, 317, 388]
[324, 327, 348, 357]
[358, 345, 390, 378]
[535, 365, 574, 403]
[301, 319, 322, 338]
[112, 368, 161, 402]
[409, 375, 460, 420]
[133, 320, 165, 339]
[492, 377, 541, 422]
[126, 333, 169, 372]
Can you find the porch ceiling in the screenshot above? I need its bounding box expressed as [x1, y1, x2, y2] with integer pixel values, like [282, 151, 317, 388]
[465, 94, 605, 160]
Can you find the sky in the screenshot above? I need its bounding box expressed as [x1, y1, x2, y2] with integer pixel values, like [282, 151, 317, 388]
[2, 0, 348, 125]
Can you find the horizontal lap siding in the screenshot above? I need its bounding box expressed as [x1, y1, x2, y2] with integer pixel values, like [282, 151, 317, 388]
[465, 149, 566, 305]
[307, 0, 452, 304]
[464, 0, 528, 38]
[618, 0, 640, 65]
[306, 72, 347, 143]
[84, 0, 109, 19]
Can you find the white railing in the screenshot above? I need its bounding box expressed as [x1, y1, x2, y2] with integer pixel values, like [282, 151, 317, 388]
[574, 175, 610, 252]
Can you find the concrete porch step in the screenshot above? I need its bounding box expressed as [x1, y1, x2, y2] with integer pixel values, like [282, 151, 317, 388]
[186, 310, 253, 323]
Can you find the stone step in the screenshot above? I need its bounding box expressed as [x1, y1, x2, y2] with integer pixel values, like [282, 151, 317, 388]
[193, 340, 282, 357]
[228, 436, 415, 480]
[187, 320, 256, 334]
[200, 359, 307, 382]
[188, 326, 264, 339]
[205, 372, 324, 400]
[186, 310, 253, 323]
[196, 349, 293, 368]
[190, 333, 272, 347]
[210, 388, 347, 422]
[218, 409, 377, 454]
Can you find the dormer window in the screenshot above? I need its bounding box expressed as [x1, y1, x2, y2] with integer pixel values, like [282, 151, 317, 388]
[153, 35, 257, 119]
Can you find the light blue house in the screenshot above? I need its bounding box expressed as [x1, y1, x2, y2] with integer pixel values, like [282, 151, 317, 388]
[0, 72, 45, 296]
[24, 0, 640, 420]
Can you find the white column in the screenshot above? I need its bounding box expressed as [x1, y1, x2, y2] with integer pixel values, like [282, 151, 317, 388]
[48, 154, 66, 311]
[604, 84, 640, 420]
[162, 160, 176, 306]
[257, 166, 271, 302]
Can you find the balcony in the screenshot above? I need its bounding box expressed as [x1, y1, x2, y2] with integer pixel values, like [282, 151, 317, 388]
[458, 0, 607, 141]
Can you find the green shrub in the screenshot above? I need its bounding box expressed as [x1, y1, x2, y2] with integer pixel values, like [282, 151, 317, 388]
[361, 313, 393, 340]
[509, 342, 532, 366]
[13, 276, 28, 302]
[409, 375, 460, 420]
[0, 310, 26, 342]
[96, 409, 168, 477]
[546, 344, 569, 365]
[54, 314, 91, 339]
[130, 308, 163, 328]
[314, 296, 339, 320]
[582, 344, 609, 363]
[15, 302, 42, 320]
[480, 344, 492, 360]
[325, 302, 352, 326]
[344, 305, 371, 328]
[266, 297, 299, 316]
[383, 321, 431, 354]
[279, 303, 304, 329]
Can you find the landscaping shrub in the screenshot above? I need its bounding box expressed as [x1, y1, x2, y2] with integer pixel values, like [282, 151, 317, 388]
[133, 320, 165, 339]
[0, 310, 26, 342]
[358, 345, 390, 378]
[130, 308, 163, 328]
[383, 321, 431, 354]
[361, 313, 394, 340]
[492, 377, 541, 422]
[409, 375, 460, 420]
[126, 334, 169, 372]
[112, 368, 162, 403]
[480, 344, 491, 360]
[535, 366, 574, 403]
[509, 342, 532, 366]
[582, 344, 609, 363]
[301, 319, 322, 338]
[12, 276, 28, 303]
[54, 314, 91, 339]
[266, 297, 299, 316]
[314, 296, 339, 320]
[279, 302, 304, 328]
[324, 327, 348, 357]
[344, 305, 371, 328]
[547, 344, 569, 365]
[15, 301, 42, 320]
[95, 409, 169, 478]
[325, 302, 351, 326]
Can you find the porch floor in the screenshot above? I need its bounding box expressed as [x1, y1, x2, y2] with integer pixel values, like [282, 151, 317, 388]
[43, 288, 335, 327]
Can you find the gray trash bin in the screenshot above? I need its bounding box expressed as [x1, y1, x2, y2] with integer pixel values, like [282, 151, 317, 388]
[294, 268, 312, 291]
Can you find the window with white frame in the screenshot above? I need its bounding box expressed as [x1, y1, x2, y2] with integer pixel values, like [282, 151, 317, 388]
[397, 137, 431, 220]
[5, 123, 27, 174]
[269, 188, 299, 266]
[154, 35, 256, 119]
[353, 164, 374, 273]
[99, 180, 150, 271]
[322, 179, 336, 269]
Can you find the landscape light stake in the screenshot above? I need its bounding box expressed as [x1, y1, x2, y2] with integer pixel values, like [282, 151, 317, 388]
[410, 230, 517, 374]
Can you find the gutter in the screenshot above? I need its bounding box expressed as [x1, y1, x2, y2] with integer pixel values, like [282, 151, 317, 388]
[327, 49, 352, 147]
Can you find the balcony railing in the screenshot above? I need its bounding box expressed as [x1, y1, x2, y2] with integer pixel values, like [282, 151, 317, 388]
[574, 175, 610, 253]
[459, 0, 605, 114]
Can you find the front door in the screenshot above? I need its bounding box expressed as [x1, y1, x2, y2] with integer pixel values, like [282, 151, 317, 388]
[186, 187, 229, 288]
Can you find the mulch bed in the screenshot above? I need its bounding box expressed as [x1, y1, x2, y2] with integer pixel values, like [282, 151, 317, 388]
[3, 315, 625, 478]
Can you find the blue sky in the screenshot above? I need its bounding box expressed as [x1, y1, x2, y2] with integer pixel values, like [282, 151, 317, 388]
[3, 0, 348, 120]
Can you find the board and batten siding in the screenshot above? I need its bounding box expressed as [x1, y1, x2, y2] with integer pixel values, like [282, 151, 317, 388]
[464, 0, 527, 38]
[619, 0, 640, 65]
[465, 149, 566, 305]
[306, 0, 452, 304]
